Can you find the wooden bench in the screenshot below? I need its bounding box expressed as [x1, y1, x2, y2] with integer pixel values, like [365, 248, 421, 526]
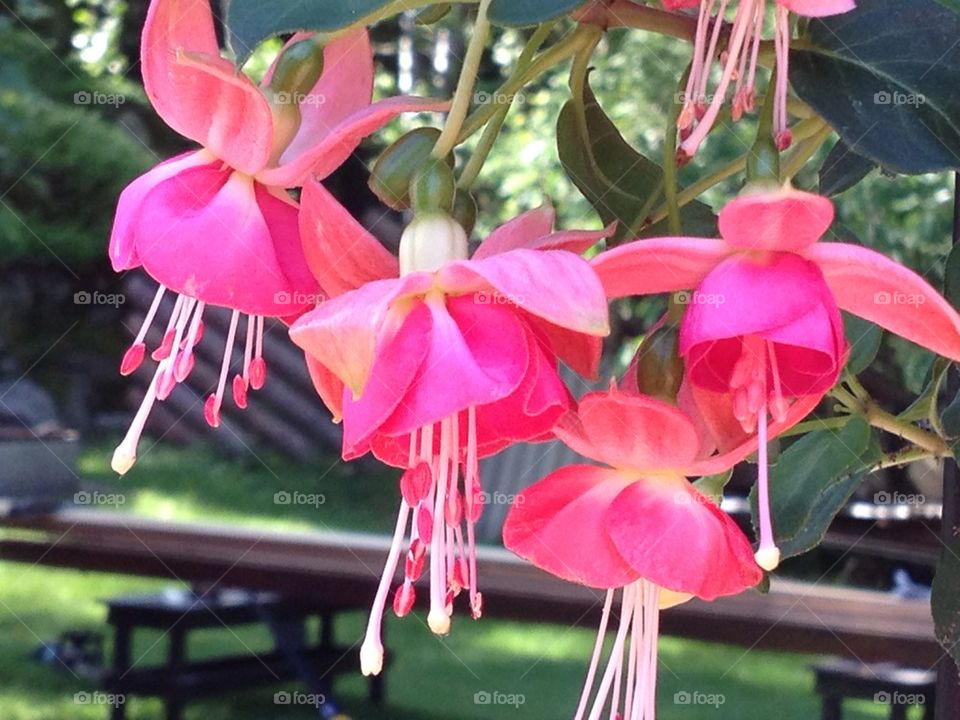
[0, 508, 940, 667]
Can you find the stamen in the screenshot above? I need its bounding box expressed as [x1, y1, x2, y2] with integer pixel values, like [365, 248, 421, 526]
[249, 315, 267, 390]
[174, 302, 205, 382]
[204, 309, 240, 428]
[465, 405, 482, 618]
[575, 590, 615, 720]
[122, 286, 167, 375]
[773, 4, 793, 150]
[587, 585, 635, 720]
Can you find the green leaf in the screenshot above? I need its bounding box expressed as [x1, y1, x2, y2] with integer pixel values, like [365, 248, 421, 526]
[752, 417, 872, 560]
[557, 78, 715, 242]
[791, 0, 960, 174]
[819, 140, 877, 196]
[932, 537, 960, 669]
[843, 313, 883, 376]
[934, 0, 960, 13]
[693, 469, 733, 505]
[489, 0, 588, 26]
[224, 0, 394, 62]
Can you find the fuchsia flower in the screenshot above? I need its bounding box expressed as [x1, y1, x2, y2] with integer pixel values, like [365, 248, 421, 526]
[593, 186, 960, 568]
[108, 0, 445, 474]
[504, 389, 762, 720]
[665, 0, 855, 158]
[290, 189, 611, 673]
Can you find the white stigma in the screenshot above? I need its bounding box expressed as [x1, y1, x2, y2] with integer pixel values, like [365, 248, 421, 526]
[428, 608, 451, 636]
[360, 637, 384, 677]
[755, 546, 782, 572]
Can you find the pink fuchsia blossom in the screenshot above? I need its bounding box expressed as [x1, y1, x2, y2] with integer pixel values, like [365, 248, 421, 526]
[290, 187, 611, 672]
[108, 0, 446, 474]
[593, 185, 960, 568]
[504, 389, 762, 720]
[668, 0, 855, 159]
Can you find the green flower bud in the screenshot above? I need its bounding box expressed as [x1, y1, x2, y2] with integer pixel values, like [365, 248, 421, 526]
[369, 128, 451, 210]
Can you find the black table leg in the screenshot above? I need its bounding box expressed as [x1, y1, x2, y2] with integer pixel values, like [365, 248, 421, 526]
[165, 629, 185, 720]
[110, 622, 131, 720]
[822, 695, 842, 720]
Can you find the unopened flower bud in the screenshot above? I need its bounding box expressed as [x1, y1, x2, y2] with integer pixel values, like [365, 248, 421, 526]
[399, 213, 468, 276]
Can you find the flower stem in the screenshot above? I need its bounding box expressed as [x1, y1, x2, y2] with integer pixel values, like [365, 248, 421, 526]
[864, 403, 950, 456]
[871, 446, 939, 472]
[433, 0, 494, 159]
[575, 0, 698, 40]
[458, 21, 559, 189]
[457, 25, 595, 143]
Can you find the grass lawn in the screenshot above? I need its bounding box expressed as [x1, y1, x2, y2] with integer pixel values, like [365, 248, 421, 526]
[0, 441, 895, 719]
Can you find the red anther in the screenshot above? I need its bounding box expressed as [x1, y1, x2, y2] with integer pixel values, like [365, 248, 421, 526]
[249, 357, 267, 390]
[694, 100, 707, 120]
[193, 320, 205, 345]
[173, 351, 195, 382]
[417, 505, 434, 544]
[120, 343, 146, 376]
[444, 589, 455, 609]
[676, 148, 693, 167]
[232, 374, 249, 409]
[445, 491, 463, 527]
[679, 125, 694, 142]
[400, 462, 433, 507]
[405, 552, 425, 582]
[452, 561, 467, 591]
[776, 129, 793, 152]
[151, 329, 176, 361]
[409, 537, 426, 562]
[156, 369, 177, 401]
[471, 592, 483, 620]
[204, 394, 221, 427]
[393, 582, 416, 618]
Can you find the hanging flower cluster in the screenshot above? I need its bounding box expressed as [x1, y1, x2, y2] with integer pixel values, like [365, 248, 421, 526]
[105, 0, 960, 717]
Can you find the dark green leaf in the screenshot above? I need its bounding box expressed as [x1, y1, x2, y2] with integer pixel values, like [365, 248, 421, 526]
[489, 0, 587, 26]
[844, 312, 883, 376]
[224, 0, 394, 62]
[557, 78, 715, 242]
[944, 243, 960, 311]
[932, 537, 960, 669]
[940, 386, 960, 441]
[791, 0, 960, 174]
[934, 0, 960, 13]
[819, 140, 877, 196]
[752, 417, 872, 560]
